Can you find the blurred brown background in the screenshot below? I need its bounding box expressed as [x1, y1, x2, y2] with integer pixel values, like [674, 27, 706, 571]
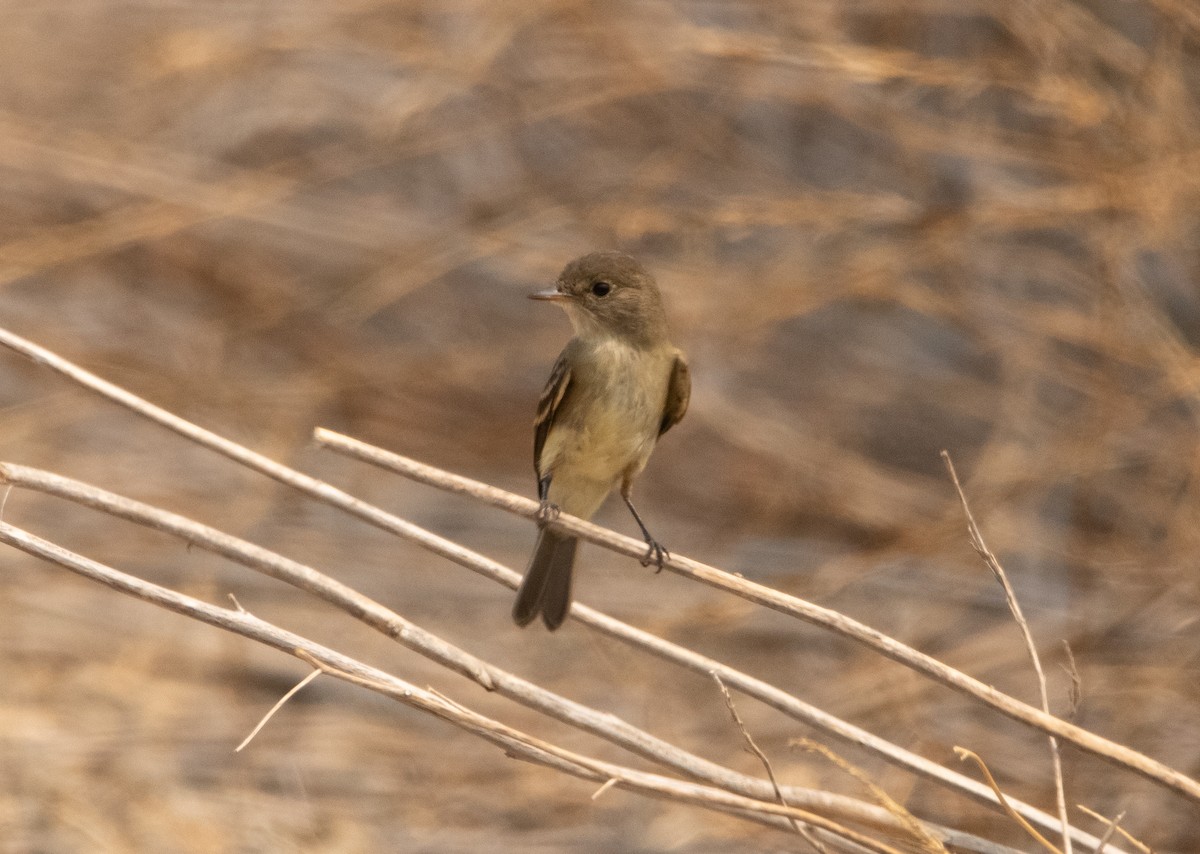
[2, 0, 1199, 851]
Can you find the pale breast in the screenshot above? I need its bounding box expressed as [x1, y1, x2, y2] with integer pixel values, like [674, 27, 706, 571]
[539, 339, 673, 510]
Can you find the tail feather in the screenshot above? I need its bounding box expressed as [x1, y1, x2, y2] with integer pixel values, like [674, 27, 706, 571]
[512, 528, 577, 630]
[539, 536, 577, 630]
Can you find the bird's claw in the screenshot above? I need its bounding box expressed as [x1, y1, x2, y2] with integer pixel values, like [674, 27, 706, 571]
[641, 539, 669, 571]
[536, 501, 561, 525]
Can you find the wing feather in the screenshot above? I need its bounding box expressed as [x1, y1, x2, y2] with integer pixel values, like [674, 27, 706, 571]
[533, 349, 573, 477]
[659, 353, 690, 436]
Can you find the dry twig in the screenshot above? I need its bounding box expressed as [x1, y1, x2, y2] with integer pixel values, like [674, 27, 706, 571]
[0, 326, 1181, 851]
[0, 462, 971, 848]
[312, 424, 1200, 807]
[712, 673, 818, 847]
[955, 747, 1062, 854]
[0, 324, 1140, 850]
[235, 667, 323, 752]
[943, 451, 1073, 853]
[794, 739, 948, 854]
[0, 518, 910, 853]
[1076, 806, 1153, 854]
[1089, 810, 1126, 854]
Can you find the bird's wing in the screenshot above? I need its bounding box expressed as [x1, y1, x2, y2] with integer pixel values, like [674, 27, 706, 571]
[659, 352, 691, 436]
[534, 348, 573, 477]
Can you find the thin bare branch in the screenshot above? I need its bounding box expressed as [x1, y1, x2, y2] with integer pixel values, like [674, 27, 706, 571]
[955, 747, 1062, 854]
[235, 667, 323, 752]
[0, 326, 1134, 849]
[0, 462, 958, 847]
[591, 778, 619, 801]
[0, 518, 908, 852]
[943, 450, 1073, 853]
[311, 425, 1200, 807]
[713, 673, 813, 844]
[1090, 810, 1126, 854]
[794, 739, 948, 854]
[1076, 806, 1154, 854]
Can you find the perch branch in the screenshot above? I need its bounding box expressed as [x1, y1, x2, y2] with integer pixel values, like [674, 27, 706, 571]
[0, 462, 967, 847]
[0, 327, 1126, 845]
[312, 426, 1200, 806]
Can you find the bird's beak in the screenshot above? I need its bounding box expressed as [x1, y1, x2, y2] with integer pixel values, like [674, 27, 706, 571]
[529, 287, 568, 302]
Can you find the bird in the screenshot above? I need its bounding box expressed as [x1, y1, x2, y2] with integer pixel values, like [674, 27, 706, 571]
[512, 251, 690, 631]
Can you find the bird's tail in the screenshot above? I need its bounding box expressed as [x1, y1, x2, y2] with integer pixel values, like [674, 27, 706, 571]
[512, 528, 578, 631]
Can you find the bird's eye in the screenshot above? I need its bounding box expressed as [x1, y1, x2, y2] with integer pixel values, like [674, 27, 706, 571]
[591, 281, 611, 297]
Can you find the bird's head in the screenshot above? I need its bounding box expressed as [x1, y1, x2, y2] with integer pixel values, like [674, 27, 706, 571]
[530, 251, 667, 345]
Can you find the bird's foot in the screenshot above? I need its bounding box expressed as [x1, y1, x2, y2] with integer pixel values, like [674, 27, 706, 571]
[641, 538, 669, 572]
[536, 500, 561, 525]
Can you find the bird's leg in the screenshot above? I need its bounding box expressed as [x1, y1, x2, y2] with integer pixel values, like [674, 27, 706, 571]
[536, 473, 559, 525]
[620, 486, 668, 571]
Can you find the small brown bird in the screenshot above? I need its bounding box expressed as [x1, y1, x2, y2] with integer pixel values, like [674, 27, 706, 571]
[512, 251, 690, 631]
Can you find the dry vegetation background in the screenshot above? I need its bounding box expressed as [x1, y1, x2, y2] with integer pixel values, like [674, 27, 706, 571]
[2, 0, 1199, 851]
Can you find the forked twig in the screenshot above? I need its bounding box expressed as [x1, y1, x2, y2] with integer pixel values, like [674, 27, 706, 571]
[943, 450, 1073, 853]
[712, 673, 819, 848]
